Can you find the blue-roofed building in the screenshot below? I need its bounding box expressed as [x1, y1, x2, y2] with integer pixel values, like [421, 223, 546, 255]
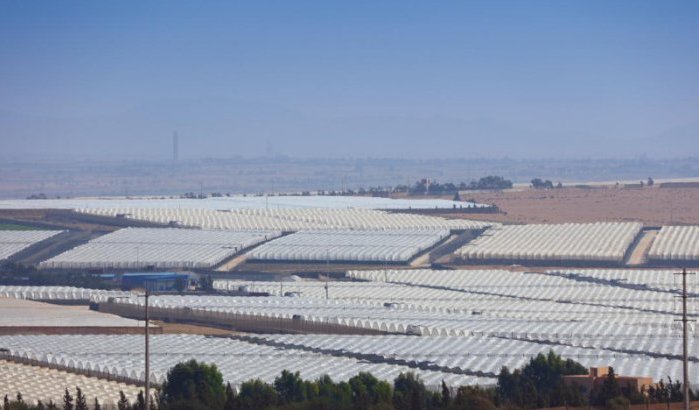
[121, 272, 192, 292]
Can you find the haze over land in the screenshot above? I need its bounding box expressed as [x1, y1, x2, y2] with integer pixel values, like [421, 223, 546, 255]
[1, 157, 698, 199]
[1, 1, 698, 160]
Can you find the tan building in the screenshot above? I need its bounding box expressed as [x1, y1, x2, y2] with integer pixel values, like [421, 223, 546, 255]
[563, 367, 654, 394]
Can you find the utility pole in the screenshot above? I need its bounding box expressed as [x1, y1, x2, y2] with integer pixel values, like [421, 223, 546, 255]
[144, 289, 150, 410]
[112, 291, 151, 408]
[675, 268, 693, 410]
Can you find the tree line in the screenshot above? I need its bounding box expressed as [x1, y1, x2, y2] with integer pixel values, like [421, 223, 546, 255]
[395, 176, 514, 196]
[2, 387, 153, 410]
[173, 175, 514, 200]
[2, 351, 695, 410]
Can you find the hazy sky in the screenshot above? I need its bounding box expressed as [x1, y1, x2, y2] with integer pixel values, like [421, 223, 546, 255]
[1, 1, 698, 160]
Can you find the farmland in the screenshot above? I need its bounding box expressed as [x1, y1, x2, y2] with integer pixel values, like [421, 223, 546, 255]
[462, 186, 699, 226]
[0, 191, 697, 405]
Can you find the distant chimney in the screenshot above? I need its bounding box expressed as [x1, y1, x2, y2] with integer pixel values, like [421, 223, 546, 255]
[173, 131, 179, 161]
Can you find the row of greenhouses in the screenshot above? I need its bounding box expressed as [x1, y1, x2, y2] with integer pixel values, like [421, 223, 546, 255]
[1, 332, 696, 392]
[456, 222, 643, 263]
[247, 229, 449, 263]
[0, 195, 489, 211]
[648, 225, 699, 262]
[346, 269, 687, 315]
[212, 277, 682, 323]
[0, 230, 62, 261]
[0, 359, 143, 407]
[39, 228, 279, 269]
[0, 335, 491, 389]
[77, 207, 492, 231]
[0, 286, 130, 302]
[108, 292, 678, 339]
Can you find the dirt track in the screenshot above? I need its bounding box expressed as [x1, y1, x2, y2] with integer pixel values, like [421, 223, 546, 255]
[626, 230, 658, 266]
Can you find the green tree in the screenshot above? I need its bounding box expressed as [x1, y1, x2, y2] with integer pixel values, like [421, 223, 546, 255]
[274, 370, 307, 405]
[133, 392, 145, 410]
[62, 389, 73, 410]
[534, 178, 555, 189]
[440, 381, 451, 407]
[237, 379, 278, 410]
[92, 398, 101, 410]
[393, 372, 427, 410]
[497, 351, 587, 409]
[315, 375, 352, 410]
[452, 386, 497, 410]
[349, 372, 392, 410]
[161, 359, 226, 410]
[605, 395, 630, 410]
[223, 383, 236, 410]
[591, 368, 622, 406]
[117, 391, 130, 410]
[472, 175, 513, 190]
[74, 388, 87, 410]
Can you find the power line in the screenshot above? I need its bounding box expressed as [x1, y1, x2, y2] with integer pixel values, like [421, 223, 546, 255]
[675, 268, 695, 410]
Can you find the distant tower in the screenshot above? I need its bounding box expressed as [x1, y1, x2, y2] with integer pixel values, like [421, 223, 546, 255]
[266, 139, 273, 157]
[173, 132, 179, 161]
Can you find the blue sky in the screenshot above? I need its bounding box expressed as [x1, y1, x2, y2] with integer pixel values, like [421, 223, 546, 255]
[1, 1, 698, 159]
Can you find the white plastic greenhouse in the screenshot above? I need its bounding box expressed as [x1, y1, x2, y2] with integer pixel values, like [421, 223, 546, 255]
[0, 335, 491, 389]
[77, 207, 492, 232]
[0, 285, 130, 302]
[0, 359, 142, 407]
[456, 222, 643, 263]
[247, 229, 449, 262]
[39, 227, 280, 269]
[0, 195, 490, 211]
[648, 226, 699, 262]
[0, 230, 62, 261]
[1, 331, 697, 391]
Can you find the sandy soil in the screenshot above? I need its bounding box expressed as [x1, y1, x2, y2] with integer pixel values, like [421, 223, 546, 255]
[151, 321, 241, 335]
[216, 254, 248, 272]
[457, 186, 699, 226]
[626, 230, 657, 266]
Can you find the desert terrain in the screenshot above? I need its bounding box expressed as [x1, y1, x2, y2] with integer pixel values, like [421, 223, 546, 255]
[459, 186, 699, 226]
